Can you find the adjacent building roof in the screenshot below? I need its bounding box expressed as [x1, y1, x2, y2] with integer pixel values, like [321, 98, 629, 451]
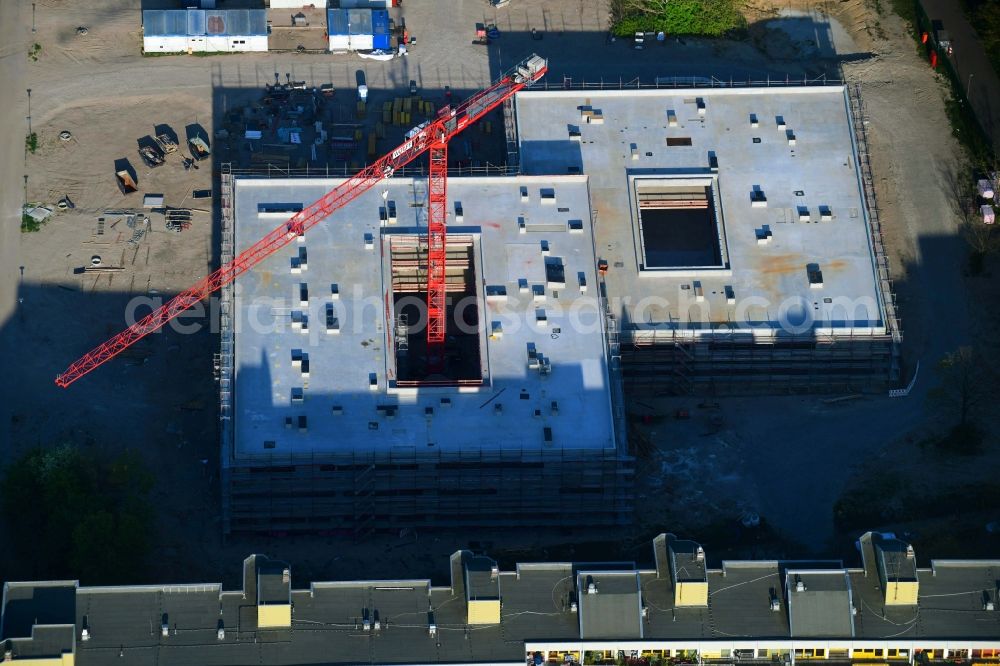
[3, 536, 1000, 665]
[785, 569, 855, 637]
[577, 571, 642, 640]
[142, 10, 268, 37]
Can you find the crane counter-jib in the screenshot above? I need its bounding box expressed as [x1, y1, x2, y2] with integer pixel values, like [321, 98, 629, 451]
[53, 54, 547, 388]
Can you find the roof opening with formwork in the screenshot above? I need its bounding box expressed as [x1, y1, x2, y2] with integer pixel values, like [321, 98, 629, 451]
[388, 234, 484, 386]
[635, 177, 727, 271]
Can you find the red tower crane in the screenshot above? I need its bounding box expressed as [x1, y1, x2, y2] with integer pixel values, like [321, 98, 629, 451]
[55, 55, 548, 388]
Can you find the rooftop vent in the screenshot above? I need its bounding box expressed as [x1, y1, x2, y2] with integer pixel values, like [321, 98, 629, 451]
[428, 623, 437, 636]
[756, 225, 773, 245]
[770, 597, 781, 612]
[750, 113, 759, 128]
[751, 187, 767, 208]
[807, 263, 824, 289]
[587, 582, 598, 595]
[325, 304, 340, 334]
[695, 546, 705, 561]
[776, 115, 786, 130]
[795, 579, 806, 593]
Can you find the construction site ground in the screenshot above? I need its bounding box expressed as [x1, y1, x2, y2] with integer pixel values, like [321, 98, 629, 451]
[0, 0, 997, 588]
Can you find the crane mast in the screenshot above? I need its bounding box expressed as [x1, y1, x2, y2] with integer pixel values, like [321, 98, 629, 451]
[425, 141, 449, 374]
[55, 55, 548, 388]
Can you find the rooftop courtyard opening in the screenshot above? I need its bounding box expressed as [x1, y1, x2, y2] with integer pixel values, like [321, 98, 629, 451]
[635, 178, 725, 270]
[389, 234, 484, 385]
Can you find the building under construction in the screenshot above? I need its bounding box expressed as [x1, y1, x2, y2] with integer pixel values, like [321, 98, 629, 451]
[515, 84, 900, 395]
[219, 172, 631, 535]
[217, 82, 898, 534]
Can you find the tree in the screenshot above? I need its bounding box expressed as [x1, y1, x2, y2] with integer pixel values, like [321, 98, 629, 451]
[610, 0, 746, 38]
[941, 160, 1000, 275]
[927, 347, 990, 453]
[0, 445, 154, 583]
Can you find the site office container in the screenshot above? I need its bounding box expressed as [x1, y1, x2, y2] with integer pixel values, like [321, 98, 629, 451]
[328, 8, 350, 51]
[372, 10, 390, 50]
[348, 8, 374, 51]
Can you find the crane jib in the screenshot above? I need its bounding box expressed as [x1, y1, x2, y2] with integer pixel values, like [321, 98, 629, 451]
[53, 54, 547, 388]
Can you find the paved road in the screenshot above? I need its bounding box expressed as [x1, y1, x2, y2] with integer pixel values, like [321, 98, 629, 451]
[922, 0, 1000, 151]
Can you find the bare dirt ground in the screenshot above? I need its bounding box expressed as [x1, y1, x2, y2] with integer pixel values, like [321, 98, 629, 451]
[1, 0, 996, 589]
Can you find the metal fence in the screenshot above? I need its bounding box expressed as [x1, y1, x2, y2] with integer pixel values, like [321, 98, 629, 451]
[229, 162, 520, 178]
[537, 75, 844, 90]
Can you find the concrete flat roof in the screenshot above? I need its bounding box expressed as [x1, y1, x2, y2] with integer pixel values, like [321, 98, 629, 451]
[515, 86, 888, 338]
[231, 175, 615, 458]
[9, 537, 1000, 666]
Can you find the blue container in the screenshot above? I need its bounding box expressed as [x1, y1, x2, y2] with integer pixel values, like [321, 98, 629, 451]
[372, 10, 390, 51]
